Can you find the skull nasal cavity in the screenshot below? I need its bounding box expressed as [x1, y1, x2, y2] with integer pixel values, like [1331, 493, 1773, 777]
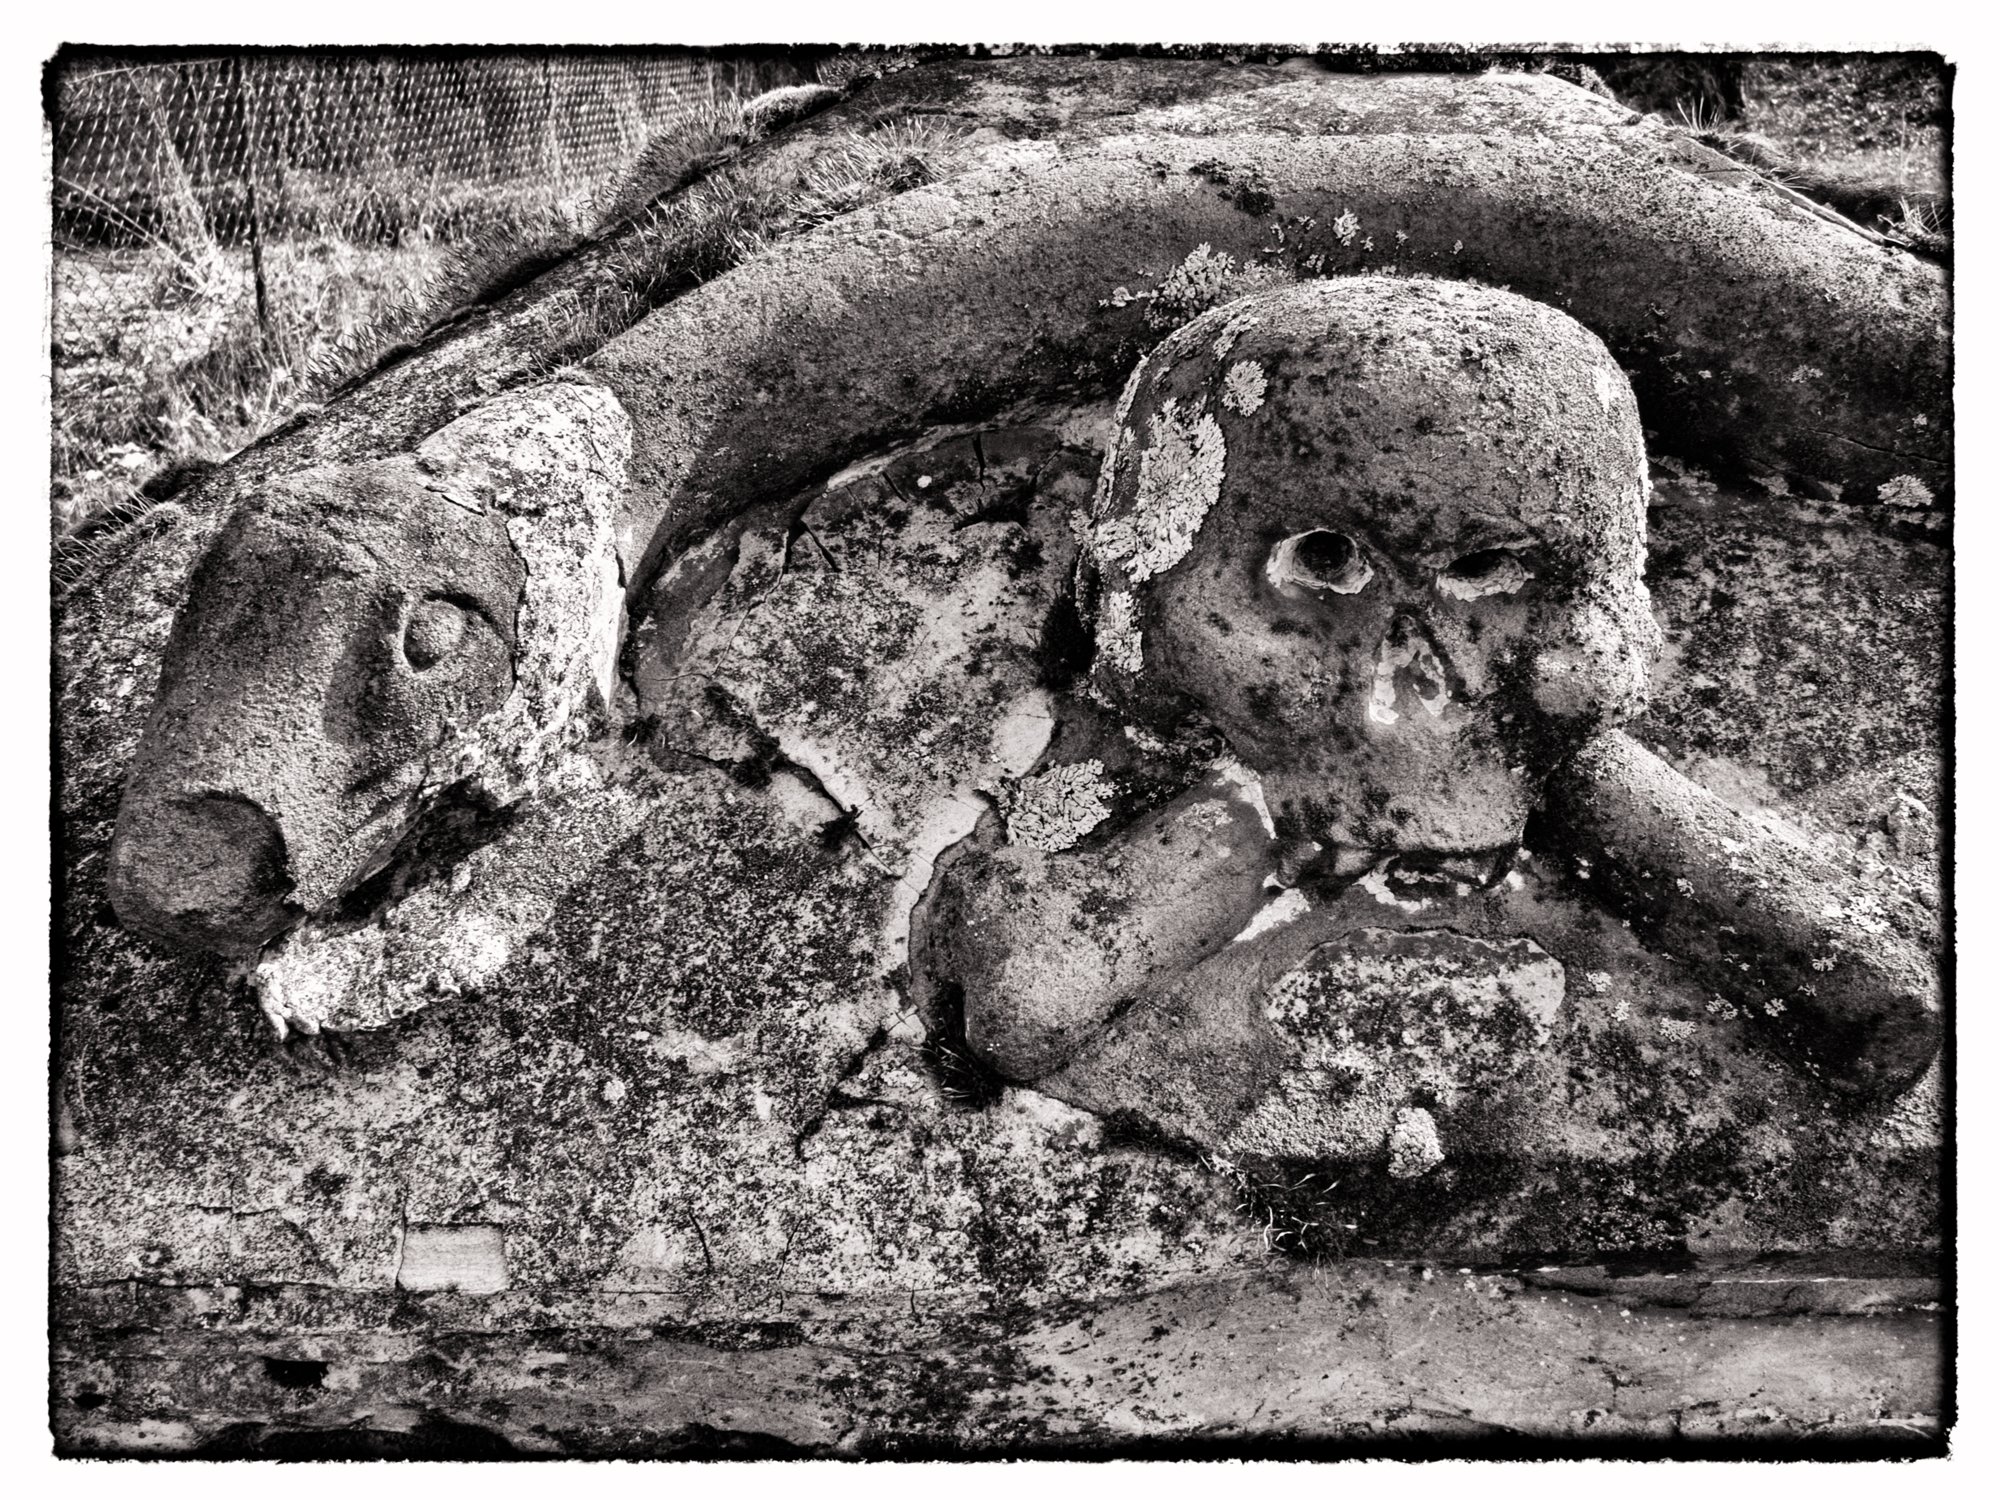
[110, 792, 297, 954]
[1368, 613, 1452, 725]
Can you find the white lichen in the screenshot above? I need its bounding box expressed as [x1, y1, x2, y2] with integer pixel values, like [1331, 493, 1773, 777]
[1358, 866, 1430, 912]
[416, 379, 631, 806]
[1095, 588, 1143, 675]
[1209, 305, 1263, 358]
[1593, 365, 1620, 412]
[996, 759, 1114, 852]
[1332, 211, 1360, 246]
[252, 751, 648, 1037]
[1092, 398, 1227, 582]
[1387, 1106, 1445, 1179]
[1878, 474, 1935, 508]
[1147, 242, 1237, 329]
[1067, 507, 1096, 558]
[1657, 1016, 1697, 1043]
[1221, 360, 1268, 416]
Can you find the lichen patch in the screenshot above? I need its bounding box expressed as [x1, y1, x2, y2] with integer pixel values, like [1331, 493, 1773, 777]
[1221, 360, 1268, 415]
[419, 379, 631, 807]
[996, 759, 1115, 851]
[1095, 588, 1144, 675]
[1209, 305, 1264, 359]
[1147, 242, 1237, 330]
[1387, 1106, 1446, 1178]
[1593, 364, 1619, 411]
[1092, 398, 1227, 582]
[1878, 474, 1935, 508]
[1224, 930, 1565, 1161]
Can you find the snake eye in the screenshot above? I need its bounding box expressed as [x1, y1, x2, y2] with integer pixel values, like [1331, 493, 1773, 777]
[403, 596, 474, 671]
[1438, 548, 1530, 600]
[1268, 529, 1373, 595]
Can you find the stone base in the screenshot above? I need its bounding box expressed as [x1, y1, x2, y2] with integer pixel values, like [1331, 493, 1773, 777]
[54, 1262, 1943, 1457]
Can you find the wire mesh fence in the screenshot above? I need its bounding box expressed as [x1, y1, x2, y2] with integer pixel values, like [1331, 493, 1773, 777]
[48, 50, 801, 536]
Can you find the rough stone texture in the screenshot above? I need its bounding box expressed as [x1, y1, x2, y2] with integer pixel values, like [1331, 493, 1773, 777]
[919, 764, 1279, 1083]
[55, 415, 1947, 1453]
[84, 63, 1948, 955]
[107, 381, 630, 960]
[1545, 732, 1940, 1097]
[53, 60, 1948, 1454]
[54, 1271, 1940, 1456]
[1082, 277, 1657, 855]
[575, 68, 1946, 596]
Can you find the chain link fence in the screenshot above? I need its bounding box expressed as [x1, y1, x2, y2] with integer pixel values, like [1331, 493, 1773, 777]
[49, 50, 801, 535]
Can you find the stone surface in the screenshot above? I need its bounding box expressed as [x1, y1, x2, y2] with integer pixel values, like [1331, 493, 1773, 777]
[51, 58, 1949, 1455]
[53, 1269, 1941, 1456]
[1082, 276, 1656, 856]
[109, 381, 630, 960]
[55, 410, 1944, 1452]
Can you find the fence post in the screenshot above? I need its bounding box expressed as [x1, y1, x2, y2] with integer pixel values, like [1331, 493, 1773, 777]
[237, 56, 272, 339]
[541, 56, 563, 188]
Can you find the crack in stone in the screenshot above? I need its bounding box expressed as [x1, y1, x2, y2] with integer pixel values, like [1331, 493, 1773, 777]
[792, 1024, 895, 1162]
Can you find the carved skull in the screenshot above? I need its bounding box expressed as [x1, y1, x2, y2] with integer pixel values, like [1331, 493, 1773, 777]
[1085, 276, 1659, 857]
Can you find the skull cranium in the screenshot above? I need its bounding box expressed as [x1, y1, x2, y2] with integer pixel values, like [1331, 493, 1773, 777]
[1085, 276, 1660, 857]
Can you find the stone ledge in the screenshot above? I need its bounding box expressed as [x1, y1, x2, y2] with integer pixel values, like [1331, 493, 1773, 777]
[54, 1264, 1944, 1457]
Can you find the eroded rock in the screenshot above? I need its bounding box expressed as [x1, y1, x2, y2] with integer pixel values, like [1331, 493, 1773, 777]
[1084, 275, 1656, 857]
[53, 58, 1950, 1453]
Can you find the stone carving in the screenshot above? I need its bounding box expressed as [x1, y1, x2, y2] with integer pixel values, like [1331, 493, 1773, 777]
[914, 278, 1938, 1175]
[95, 65, 1945, 984]
[108, 382, 630, 955]
[1086, 277, 1656, 856]
[60, 64, 1948, 1452]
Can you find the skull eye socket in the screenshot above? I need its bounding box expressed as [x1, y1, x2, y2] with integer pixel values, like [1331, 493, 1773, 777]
[1437, 548, 1530, 600]
[1268, 529, 1373, 595]
[403, 596, 475, 671]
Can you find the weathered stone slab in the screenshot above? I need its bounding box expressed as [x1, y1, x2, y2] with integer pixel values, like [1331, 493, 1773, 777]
[53, 1268, 1941, 1456]
[52, 57, 1948, 1454]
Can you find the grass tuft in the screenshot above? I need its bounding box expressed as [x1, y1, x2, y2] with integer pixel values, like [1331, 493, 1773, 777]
[790, 115, 974, 227]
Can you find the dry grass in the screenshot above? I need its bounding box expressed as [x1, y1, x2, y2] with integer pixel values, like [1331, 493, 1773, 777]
[47, 77, 988, 541]
[51, 236, 442, 535]
[789, 115, 975, 227]
[1736, 56, 1948, 199]
[48, 89, 768, 540]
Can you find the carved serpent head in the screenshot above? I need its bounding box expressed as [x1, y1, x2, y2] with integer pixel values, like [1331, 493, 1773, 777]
[107, 382, 630, 957]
